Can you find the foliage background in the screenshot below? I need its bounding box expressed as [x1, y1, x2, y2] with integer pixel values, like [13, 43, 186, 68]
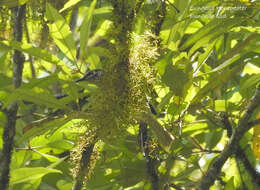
[0, 0, 260, 190]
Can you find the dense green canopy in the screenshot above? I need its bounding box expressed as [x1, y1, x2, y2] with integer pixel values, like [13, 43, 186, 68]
[0, 0, 260, 190]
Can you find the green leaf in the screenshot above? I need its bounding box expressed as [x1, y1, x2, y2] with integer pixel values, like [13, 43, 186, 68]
[10, 167, 62, 185]
[244, 35, 260, 53]
[196, 40, 216, 71]
[205, 130, 223, 149]
[246, 56, 260, 68]
[162, 58, 192, 97]
[20, 75, 60, 89]
[12, 150, 32, 169]
[87, 46, 111, 58]
[0, 40, 62, 64]
[180, 19, 242, 51]
[224, 177, 235, 190]
[156, 51, 174, 75]
[47, 139, 74, 150]
[86, 167, 116, 189]
[188, 19, 242, 56]
[88, 20, 113, 46]
[200, 34, 258, 75]
[116, 160, 147, 187]
[180, 19, 222, 50]
[6, 88, 69, 110]
[0, 43, 9, 62]
[214, 100, 227, 112]
[64, 81, 80, 100]
[18, 117, 71, 144]
[164, 6, 191, 46]
[47, 156, 69, 169]
[0, 74, 12, 89]
[80, 0, 97, 58]
[45, 3, 77, 63]
[243, 63, 260, 74]
[0, 0, 27, 7]
[57, 180, 73, 190]
[12, 178, 42, 190]
[33, 151, 59, 162]
[59, 0, 81, 12]
[183, 123, 208, 136]
[191, 64, 245, 104]
[94, 6, 113, 15]
[157, 91, 174, 112]
[240, 73, 260, 95]
[207, 54, 241, 74]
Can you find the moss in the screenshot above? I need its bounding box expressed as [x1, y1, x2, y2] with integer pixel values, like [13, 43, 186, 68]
[128, 31, 159, 114]
[0, 7, 10, 38]
[74, 1, 160, 140]
[83, 31, 159, 140]
[70, 130, 99, 181]
[71, 1, 160, 181]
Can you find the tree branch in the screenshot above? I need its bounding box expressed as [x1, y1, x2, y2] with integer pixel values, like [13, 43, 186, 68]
[138, 122, 160, 190]
[139, 112, 174, 152]
[221, 113, 260, 187]
[198, 85, 260, 189]
[0, 4, 26, 190]
[236, 147, 260, 187]
[152, 0, 166, 36]
[72, 141, 96, 190]
[248, 118, 260, 127]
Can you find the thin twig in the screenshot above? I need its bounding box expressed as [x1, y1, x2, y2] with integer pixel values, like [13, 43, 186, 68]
[191, 150, 222, 154]
[166, 0, 180, 13]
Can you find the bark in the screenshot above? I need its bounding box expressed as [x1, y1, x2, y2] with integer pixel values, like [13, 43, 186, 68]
[0, 4, 26, 190]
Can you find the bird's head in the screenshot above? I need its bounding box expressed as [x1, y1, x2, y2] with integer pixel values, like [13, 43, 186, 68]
[75, 69, 104, 83]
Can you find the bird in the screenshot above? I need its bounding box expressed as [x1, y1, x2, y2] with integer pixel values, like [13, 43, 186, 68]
[54, 69, 104, 100]
[53, 69, 104, 111]
[75, 69, 104, 83]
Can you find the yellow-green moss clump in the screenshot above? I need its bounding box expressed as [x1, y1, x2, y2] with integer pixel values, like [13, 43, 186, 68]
[71, 31, 159, 182]
[84, 31, 159, 139]
[70, 130, 99, 181]
[128, 31, 159, 112]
